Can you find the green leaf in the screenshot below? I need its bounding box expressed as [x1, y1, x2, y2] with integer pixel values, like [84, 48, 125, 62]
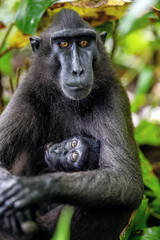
[150, 198, 160, 216]
[15, 0, 57, 35]
[131, 95, 146, 113]
[135, 66, 153, 97]
[96, 21, 115, 38]
[131, 227, 160, 240]
[145, 190, 157, 199]
[121, 199, 148, 240]
[51, 205, 74, 240]
[155, 0, 160, 9]
[139, 151, 160, 197]
[142, 227, 160, 240]
[0, 52, 13, 75]
[118, 0, 159, 35]
[119, 14, 150, 35]
[145, 11, 159, 20]
[135, 120, 160, 146]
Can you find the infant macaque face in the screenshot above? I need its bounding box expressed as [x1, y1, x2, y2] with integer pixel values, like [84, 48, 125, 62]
[45, 136, 100, 172]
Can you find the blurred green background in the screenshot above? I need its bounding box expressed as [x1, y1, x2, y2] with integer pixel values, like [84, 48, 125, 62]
[0, 0, 160, 239]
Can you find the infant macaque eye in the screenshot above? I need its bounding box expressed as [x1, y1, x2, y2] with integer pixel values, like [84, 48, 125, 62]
[70, 140, 78, 148]
[71, 152, 79, 162]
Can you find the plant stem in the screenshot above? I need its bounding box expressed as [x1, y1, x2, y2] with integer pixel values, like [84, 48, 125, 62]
[0, 73, 4, 113]
[0, 23, 14, 51]
[0, 47, 18, 57]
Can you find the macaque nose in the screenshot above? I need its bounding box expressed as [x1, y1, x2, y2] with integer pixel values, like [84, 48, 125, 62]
[72, 68, 84, 77]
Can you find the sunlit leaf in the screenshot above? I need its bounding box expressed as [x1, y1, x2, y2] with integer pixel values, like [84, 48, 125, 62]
[42, 0, 131, 29]
[139, 151, 160, 197]
[142, 227, 160, 240]
[135, 66, 153, 97]
[121, 30, 151, 55]
[155, 0, 160, 9]
[15, 0, 58, 35]
[73, 0, 130, 8]
[150, 198, 160, 217]
[12, 0, 132, 46]
[0, 52, 13, 75]
[10, 30, 30, 48]
[118, 0, 158, 34]
[131, 227, 160, 240]
[131, 95, 146, 113]
[135, 120, 160, 146]
[0, 0, 20, 26]
[120, 199, 148, 240]
[51, 205, 74, 240]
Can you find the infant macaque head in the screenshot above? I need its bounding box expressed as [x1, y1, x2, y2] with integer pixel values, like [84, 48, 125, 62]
[45, 136, 100, 172]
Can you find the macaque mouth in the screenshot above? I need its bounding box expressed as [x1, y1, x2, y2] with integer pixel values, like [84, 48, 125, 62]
[64, 84, 92, 90]
[62, 83, 92, 100]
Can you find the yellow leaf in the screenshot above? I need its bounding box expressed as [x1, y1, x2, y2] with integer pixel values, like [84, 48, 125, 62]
[10, 30, 30, 49]
[9, 0, 132, 48]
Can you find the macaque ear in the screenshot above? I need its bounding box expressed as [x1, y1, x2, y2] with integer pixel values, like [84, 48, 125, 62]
[30, 37, 41, 54]
[100, 32, 107, 44]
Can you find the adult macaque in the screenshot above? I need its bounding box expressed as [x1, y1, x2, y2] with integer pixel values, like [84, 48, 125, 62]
[44, 136, 100, 172]
[0, 9, 143, 240]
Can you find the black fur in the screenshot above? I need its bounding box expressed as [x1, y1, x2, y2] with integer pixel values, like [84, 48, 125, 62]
[0, 9, 143, 240]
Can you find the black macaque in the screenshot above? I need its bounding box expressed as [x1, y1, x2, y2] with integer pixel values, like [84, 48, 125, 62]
[44, 136, 100, 172]
[0, 9, 143, 240]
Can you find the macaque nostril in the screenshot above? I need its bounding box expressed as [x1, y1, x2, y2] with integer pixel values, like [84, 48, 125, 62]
[72, 69, 83, 76]
[72, 71, 77, 76]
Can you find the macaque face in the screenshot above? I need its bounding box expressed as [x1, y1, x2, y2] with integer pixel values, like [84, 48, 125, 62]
[45, 136, 89, 171]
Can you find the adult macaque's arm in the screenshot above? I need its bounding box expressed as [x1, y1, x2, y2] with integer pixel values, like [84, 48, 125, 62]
[0, 157, 143, 216]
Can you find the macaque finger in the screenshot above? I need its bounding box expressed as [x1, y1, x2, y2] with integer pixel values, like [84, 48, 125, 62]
[16, 211, 25, 224]
[3, 216, 10, 230]
[0, 185, 21, 205]
[10, 215, 20, 235]
[0, 190, 28, 215]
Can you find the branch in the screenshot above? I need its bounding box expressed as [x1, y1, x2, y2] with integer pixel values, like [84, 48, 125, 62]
[0, 73, 4, 113]
[0, 47, 18, 57]
[15, 68, 21, 88]
[0, 23, 14, 51]
[9, 75, 14, 94]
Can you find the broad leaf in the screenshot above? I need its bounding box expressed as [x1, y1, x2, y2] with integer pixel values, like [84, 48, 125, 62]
[131, 227, 160, 240]
[121, 199, 148, 240]
[139, 151, 160, 197]
[150, 198, 160, 216]
[15, 0, 57, 35]
[135, 66, 153, 97]
[135, 120, 160, 146]
[118, 0, 159, 34]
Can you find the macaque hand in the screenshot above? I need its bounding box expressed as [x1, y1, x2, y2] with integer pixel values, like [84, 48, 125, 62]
[0, 176, 50, 216]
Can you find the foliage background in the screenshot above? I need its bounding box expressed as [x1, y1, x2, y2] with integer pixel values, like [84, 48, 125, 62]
[0, 0, 160, 239]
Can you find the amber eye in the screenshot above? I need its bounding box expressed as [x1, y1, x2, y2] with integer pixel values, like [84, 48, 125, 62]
[79, 40, 88, 47]
[71, 140, 78, 148]
[59, 41, 69, 48]
[71, 152, 79, 162]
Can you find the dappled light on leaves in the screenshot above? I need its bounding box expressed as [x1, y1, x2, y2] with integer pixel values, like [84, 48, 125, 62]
[10, 30, 30, 48]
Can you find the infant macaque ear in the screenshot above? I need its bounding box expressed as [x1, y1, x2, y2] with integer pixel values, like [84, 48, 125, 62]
[45, 142, 54, 151]
[100, 32, 107, 44]
[30, 37, 41, 54]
